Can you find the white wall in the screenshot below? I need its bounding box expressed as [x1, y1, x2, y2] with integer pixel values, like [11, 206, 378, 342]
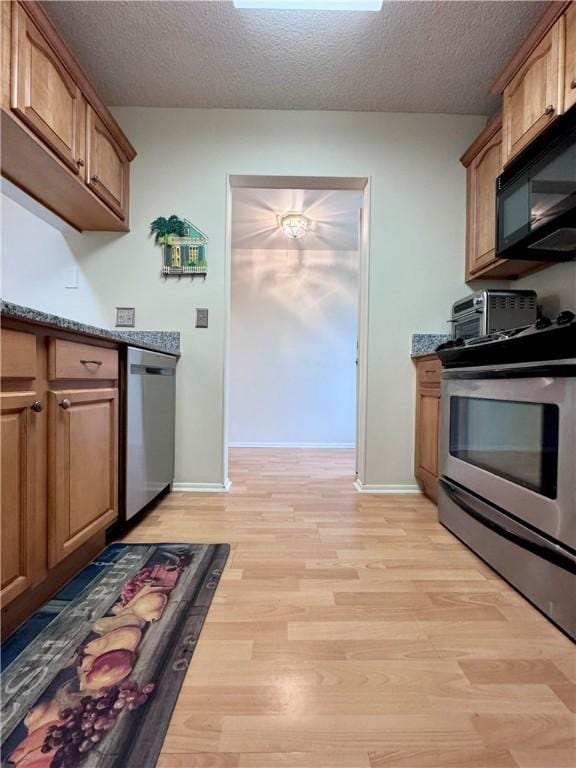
[515, 262, 576, 317]
[230, 248, 358, 447]
[1, 183, 107, 326]
[1, 108, 487, 488]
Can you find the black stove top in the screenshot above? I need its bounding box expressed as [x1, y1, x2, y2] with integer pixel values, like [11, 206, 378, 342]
[437, 310, 576, 368]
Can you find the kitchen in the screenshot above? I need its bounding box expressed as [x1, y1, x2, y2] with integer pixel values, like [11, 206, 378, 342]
[1, 2, 575, 767]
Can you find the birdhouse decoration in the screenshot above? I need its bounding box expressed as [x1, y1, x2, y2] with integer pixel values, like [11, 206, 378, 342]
[150, 215, 208, 278]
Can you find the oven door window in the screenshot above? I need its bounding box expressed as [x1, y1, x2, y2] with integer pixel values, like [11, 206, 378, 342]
[454, 316, 481, 341]
[449, 397, 559, 498]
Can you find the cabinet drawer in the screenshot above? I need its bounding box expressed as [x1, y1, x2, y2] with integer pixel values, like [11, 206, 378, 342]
[49, 339, 118, 380]
[1, 328, 37, 379]
[416, 358, 442, 387]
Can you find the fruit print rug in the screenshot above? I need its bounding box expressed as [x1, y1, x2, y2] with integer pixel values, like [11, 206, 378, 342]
[1, 542, 229, 768]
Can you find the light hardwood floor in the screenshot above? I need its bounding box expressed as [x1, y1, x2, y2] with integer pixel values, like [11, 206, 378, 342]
[122, 449, 576, 768]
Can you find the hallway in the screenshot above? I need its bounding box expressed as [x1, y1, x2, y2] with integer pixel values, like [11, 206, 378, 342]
[123, 449, 576, 768]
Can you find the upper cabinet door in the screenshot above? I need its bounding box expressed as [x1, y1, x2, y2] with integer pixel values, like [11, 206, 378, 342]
[502, 18, 563, 166]
[11, 4, 83, 173]
[86, 105, 129, 220]
[565, 4, 576, 112]
[467, 129, 502, 277]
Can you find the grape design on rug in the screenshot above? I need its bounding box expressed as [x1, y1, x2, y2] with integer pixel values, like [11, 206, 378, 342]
[1, 542, 229, 768]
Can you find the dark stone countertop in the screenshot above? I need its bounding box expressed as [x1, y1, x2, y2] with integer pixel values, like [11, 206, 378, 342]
[1, 300, 180, 356]
[411, 333, 450, 359]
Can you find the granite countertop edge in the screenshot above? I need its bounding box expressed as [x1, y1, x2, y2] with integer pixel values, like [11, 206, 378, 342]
[1, 301, 180, 357]
[411, 333, 451, 359]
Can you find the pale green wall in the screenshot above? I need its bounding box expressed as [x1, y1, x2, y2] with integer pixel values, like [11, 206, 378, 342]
[33, 108, 489, 487]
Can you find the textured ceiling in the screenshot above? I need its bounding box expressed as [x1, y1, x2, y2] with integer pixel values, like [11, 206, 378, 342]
[43, 0, 546, 114]
[232, 188, 362, 250]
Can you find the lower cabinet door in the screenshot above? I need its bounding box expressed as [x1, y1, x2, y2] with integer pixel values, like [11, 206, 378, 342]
[1, 392, 39, 605]
[48, 388, 118, 567]
[415, 386, 440, 501]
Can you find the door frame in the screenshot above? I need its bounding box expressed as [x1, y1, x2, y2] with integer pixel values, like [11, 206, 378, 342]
[222, 174, 371, 489]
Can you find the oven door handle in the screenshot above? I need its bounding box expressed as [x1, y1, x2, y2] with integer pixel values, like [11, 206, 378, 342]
[439, 479, 576, 574]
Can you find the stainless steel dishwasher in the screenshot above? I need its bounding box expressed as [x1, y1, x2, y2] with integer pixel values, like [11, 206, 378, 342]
[126, 347, 176, 520]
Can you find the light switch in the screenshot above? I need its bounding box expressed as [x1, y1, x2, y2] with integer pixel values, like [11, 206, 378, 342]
[196, 308, 209, 328]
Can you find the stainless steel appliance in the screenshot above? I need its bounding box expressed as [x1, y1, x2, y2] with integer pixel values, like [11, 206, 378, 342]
[450, 289, 537, 341]
[126, 347, 176, 521]
[437, 312, 576, 639]
[496, 111, 576, 262]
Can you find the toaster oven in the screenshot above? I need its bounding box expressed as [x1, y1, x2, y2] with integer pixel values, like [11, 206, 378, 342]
[450, 289, 537, 341]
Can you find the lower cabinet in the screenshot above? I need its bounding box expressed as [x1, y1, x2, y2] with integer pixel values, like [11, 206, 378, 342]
[413, 355, 441, 503]
[1, 391, 40, 605]
[48, 388, 118, 567]
[0, 324, 119, 634]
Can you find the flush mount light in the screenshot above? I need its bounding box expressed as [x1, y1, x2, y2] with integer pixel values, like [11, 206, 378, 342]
[234, 1, 383, 10]
[280, 213, 310, 239]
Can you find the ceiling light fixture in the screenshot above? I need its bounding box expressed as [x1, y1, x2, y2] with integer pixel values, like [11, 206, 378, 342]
[280, 213, 310, 239]
[233, 1, 383, 11]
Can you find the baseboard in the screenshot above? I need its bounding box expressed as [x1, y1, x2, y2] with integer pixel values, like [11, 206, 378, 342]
[354, 479, 422, 494]
[172, 479, 231, 493]
[229, 442, 355, 449]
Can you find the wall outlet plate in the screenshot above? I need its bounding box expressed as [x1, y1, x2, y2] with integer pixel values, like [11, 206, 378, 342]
[196, 308, 209, 328]
[115, 307, 136, 327]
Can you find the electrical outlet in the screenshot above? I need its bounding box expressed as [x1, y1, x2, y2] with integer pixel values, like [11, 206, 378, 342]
[116, 307, 136, 327]
[196, 308, 209, 328]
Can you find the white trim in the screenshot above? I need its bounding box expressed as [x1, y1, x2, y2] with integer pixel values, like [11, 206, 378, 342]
[223, 174, 370, 483]
[229, 442, 355, 449]
[355, 180, 371, 486]
[222, 176, 233, 488]
[354, 479, 422, 494]
[173, 479, 231, 493]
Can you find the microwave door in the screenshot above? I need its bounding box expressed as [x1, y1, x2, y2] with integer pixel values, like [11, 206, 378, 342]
[497, 178, 531, 252]
[496, 118, 576, 260]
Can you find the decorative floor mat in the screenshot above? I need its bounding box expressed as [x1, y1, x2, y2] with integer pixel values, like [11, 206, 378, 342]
[1, 542, 229, 768]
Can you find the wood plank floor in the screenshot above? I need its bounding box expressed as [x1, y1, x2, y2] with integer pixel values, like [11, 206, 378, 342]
[121, 449, 576, 768]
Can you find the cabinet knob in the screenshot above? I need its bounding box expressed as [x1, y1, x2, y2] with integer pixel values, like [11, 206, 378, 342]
[60, 398, 72, 410]
[545, 104, 555, 115]
[77, 158, 85, 167]
[31, 400, 43, 413]
[571, 78, 576, 90]
[91, 175, 99, 183]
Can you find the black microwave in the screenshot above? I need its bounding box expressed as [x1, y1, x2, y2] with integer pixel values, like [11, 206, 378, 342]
[496, 112, 576, 261]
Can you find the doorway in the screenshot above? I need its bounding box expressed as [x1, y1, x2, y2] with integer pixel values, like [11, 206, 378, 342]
[223, 175, 370, 488]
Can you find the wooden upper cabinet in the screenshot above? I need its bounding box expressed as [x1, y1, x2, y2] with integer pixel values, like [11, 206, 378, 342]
[2, 2, 136, 231]
[48, 387, 118, 567]
[565, 3, 576, 112]
[461, 115, 547, 281]
[11, 3, 83, 174]
[86, 106, 129, 220]
[463, 122, 502, 278]
[502, 18, 563, 166]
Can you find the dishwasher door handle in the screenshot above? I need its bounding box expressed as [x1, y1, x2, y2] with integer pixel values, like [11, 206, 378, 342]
[130, 364, 175, 376]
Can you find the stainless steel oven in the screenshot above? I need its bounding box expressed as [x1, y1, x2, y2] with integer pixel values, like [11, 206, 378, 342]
[438, 349, 576, 640]
[441, 360, 575, 548]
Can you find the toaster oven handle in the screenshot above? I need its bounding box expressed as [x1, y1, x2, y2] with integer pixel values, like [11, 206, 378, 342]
[440, 479, 576, 574]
